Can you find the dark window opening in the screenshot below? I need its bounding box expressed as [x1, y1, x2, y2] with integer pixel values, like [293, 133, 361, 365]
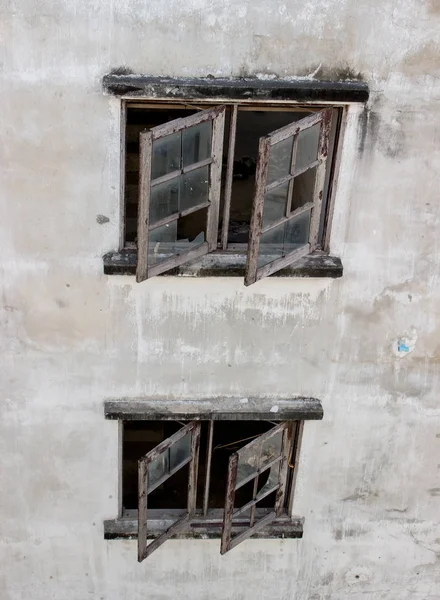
[123, 418, 301, 560]
[123, 420, 275, 511]
[225, 109, 317, 244]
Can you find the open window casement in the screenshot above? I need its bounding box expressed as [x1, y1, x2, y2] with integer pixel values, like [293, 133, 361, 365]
[138, 421, 201, 561]
[136, 106, 226, 282]
[220, 422, 293, 554]
[244, 109, 333, 286]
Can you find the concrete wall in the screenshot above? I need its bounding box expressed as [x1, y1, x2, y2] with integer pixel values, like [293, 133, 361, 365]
[1, 1, 440, 598]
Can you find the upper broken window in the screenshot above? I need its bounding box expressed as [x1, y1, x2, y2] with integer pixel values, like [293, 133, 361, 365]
[123, 102, 340, 285]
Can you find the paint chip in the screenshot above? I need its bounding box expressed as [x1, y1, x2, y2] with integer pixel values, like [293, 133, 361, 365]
[239, 398, 249, 404]
[392, 327, 417, 358]
[270, 405, 279, 413]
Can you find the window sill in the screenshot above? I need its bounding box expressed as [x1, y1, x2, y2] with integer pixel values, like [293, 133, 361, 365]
[104, 509, 303, 540]
[103, 249, 343, 278]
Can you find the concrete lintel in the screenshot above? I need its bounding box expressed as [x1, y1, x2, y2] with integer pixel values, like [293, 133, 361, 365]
[104, 397, 324, 421]
[103, 74, 369, 103]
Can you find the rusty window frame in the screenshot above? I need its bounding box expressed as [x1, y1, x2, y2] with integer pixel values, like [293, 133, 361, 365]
[220, 422, 294, 554]
[244, 109, 333, 286]
[136, 106, 226, 282]
[138, 421, 201, 561]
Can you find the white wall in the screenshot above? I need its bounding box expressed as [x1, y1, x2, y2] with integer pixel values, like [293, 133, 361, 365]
[1, 1, 440, 598]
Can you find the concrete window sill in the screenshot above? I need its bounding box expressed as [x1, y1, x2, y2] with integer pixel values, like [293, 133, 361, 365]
[103, 248, 343, 279]
[104, 510, 304, 540]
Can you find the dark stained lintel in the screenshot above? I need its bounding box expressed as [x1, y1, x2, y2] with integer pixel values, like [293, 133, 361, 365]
[103, 248, 343, 278]
[104, 397, 324, 422]
[103, 74, 369, 103]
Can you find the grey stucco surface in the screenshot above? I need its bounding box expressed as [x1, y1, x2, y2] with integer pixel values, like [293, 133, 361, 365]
[1, 1, 440, 598]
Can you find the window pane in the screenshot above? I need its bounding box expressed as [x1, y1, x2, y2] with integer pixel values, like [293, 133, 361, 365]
[148, 208, 208, 266]
[296, 123, 320, 172]
[267, 137, 293, 184]
[148, 221, 178, 266]
[169, 433, 191, 470]
[177, 207, 207, 248]
[236, 444, 259, 487]
[291, 167, 316, 212]
[151, 132, 181, 180]
[262, 181, 288, 229]
[183, 121, 212, 167]
[260, 431, 283, 469]
[258, 223, 284, 267]
[180, 166, 209, 212]
[150, 178, 179, 225]
[283, 209, 311, 254]
[148, 453, 169, 490]
[255, 461, 281, 501]
[258, 210, 310, 267]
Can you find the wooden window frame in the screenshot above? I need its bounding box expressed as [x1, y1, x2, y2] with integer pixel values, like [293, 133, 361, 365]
[111, 100, 344, 285]
[115, 416, 309, 559]
[138, 421, 201, 561]
[244, 109, 333, 286]
[220, 421, 293, 554]
[136, 106, 226, 282]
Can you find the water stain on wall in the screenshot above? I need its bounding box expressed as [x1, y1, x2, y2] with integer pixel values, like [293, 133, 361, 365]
[402, 43, 440, 77]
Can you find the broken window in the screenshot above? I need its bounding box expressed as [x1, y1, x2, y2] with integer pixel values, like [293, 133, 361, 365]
[122, 101, 340, 285]
[122, 419, 303, 561]
[136, 106, 225, 282]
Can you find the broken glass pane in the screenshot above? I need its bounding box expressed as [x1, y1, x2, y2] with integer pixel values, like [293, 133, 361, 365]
[255, 461, 281, 501]
[148, 222, 178, 266]
[148, 208, 207, 266]
[291, 167, 316, 212]
[236, 445, 259, 487]
[235, 428, 283, 488]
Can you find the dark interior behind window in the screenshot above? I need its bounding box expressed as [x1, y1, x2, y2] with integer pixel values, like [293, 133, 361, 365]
[123, 420, 276, 511]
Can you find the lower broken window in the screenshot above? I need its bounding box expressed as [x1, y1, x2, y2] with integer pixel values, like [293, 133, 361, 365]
[122, 419, 304, 561]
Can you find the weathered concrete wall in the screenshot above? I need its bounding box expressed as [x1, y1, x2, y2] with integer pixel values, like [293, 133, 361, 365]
[1, 1, 440, 598]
